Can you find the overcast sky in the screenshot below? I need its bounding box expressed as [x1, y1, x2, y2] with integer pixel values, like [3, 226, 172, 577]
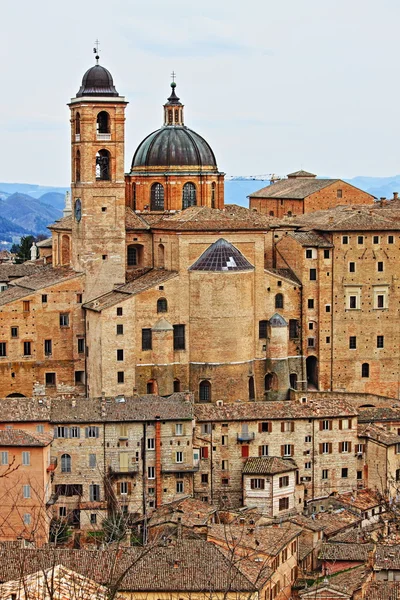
[1, 0, 399, 186]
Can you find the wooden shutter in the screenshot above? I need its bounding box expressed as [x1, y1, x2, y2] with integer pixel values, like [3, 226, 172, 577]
[339, 442, 343, 453]
[319, 421, 323, 431]
[329, 421, 333, 430]
[54, 427, 58, 439]
[291, 422, 295, 432]
[127, 482, 132, 495]
[259, 423, 262, 433]
[268, 422, 272, 433]
[85, 427, 89, 438]
[202, 447, 208, 459]
[242, 445, 249, 458]
[349, 419, 352, 429]
[348, 442, 352, 452]
[319, 443, 323, 454]
[281, 445, 284, 457]
[329, 443, 332, 454]
[339, 420, 343, 430]
[259, 446, 262, 456]
[281, 422, 285, 432]
[117, 482, 122, 495]
[291, 445, 294, 456]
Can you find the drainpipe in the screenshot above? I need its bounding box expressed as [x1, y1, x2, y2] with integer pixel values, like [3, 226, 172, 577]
[330, 239, 334, 390]
[312, 419, 315, 501]
[155, 417, 162, 507]
[142, 423, 147, 544]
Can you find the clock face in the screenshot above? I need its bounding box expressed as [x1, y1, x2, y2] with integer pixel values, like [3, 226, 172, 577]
[75, 198, 82, 222]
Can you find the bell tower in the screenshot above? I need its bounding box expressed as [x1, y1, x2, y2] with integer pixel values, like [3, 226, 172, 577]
[69, 48, 128, 300]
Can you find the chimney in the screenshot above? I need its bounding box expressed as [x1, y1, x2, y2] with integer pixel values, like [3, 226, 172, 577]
[394, 192, 398, 200]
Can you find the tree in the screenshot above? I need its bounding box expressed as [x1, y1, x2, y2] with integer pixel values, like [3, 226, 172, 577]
[13, 235, 36, 263]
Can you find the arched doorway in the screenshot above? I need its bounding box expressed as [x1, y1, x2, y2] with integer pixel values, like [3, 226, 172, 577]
[306, 356, 318, 390]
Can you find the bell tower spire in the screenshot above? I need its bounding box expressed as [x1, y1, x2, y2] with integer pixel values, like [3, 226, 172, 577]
[163, 73, 184, 126]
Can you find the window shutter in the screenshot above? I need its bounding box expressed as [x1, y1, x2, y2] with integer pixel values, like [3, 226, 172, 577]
[291, 445, 294, 456]
[117, 482, 121, 495]
[339, 420, 343, 430]
[258, 423, 262, 433]
[269, 422, 272, 433]
[259, 446, 262, 457]
[281, 422, 285, 433]
[95, 427, 99, 438]
[339, 442, 343, 453]
[128, 482, 132, 495]
[65, 428, 69, 439]
[348, 442, 352, 452]
[85, 427, 89, 438]
[281, 445, 284, 457]
[291, 422, 295, 433]
[349, 419, 352, 429]
[319, 421, 323, 431]
[202, 447, 208, 459]
[77, 427, 80, 439]
[319, 443, 323, 454]
[329, 443, 332, 454]
[54, 427, 58, 439]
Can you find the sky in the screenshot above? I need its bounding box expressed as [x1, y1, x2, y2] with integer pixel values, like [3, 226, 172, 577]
[1, 0, 400, 186]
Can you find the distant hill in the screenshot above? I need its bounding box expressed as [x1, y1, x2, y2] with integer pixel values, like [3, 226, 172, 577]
[1, 193, 62, 235]
[38, 192, 65, 210]
[0, 216, 29, 242]
[0, 182, 68, 199]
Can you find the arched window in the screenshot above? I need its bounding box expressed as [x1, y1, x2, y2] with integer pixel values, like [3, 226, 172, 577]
[127, 245, 137, 267]
[168, 110, 173, 124]
[182, 183, 197, 209]
[61, 454, 71, 473]
[173, 379, 181, 392]
[362, 363, 370, 378]
[275, 293, 284, 309]
[151, 183, 165, 211]
[211, 182, 216, 209]
[175, 109, 179, 122]
[132, 183, 136, 211]
[96, 111, 110, 134]
[199, 380, 211, 402]
[75, 149, 81, 183]
[265, 373, 278, 391]
[157, 298, 168, 313]
[96, 149, 111, 181]
[248, 376, 255, 401]
[269, 211, 274, 216]
[75, 112, 81, 135]
[158, 243, 165, 268]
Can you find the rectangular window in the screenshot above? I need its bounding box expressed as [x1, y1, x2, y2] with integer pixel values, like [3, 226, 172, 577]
[373, 235, 379, 244]
[357, 236, 364, 244]
[201, 447, 209, 459]
[349, 336, 357, 349]
[85, 426, 99, 438]
[201, 423, 212, 434]
[320, 420, 332, 431]
[173, 324, 185, 350]
[176, 452, 183, 463]
[308, 322, 314, 330]
[259, 445, 269, 457]
[282, 444, 293, 457]
[116, 324, 124, 335]
[279, 476, 289, 488]
[201, 473, 209, 484]
[23, 341, 31, 356]
[324, 249, 330, 259]
[307, 337, 315, 348]
[59, 506, 67, 518]
[357, 470, 363, 480]
[175, 423, 183, 436]
[281, 421, 294, 433]
[22, 451, 30, 466]
[309, 268, 317, 281]
[11, 327, 18, 338]
[321, 442, 331, 454]
[89, 454, 96, 468]
[23, 301, 30, 312]
[377, 261, 384, 272]
[305, 462, 312, 470]
[0, 342, 6, 357]
[221, 435, 228, 446]
[148, 466, 155, 479]
[349, 295, 357, 309]
[70, 426, 80, 438]
[117, 307, 123, 316]
[42, 294, 47, 303]
[241, 445, 249, 458]
[308, 299, 314, 309]
[142, 328, 152, 351]
[305, 249, 313, 259]
[77, 338, 84, 353]
[75, 371, 84, 384]
[23, 513, 31, 525]
[147, 438, 155, 450]
[23, 484, 31, 499]
[377, 335, 384, 348]
[1, 451, 8, 465]
[340, 441, 350, 453]
[259, 320, 268, 339]
[45, 372, 56, 386]
[77, 293, 82, 303]
[176, 480, 184, 493]
[221, 459, 229, 471]
[341, 468, 348, 478]
[289, 319, 299, 339]
[250, 478, 265, 490]
[322, 469, 329, 480]
[260, 421, 272, 433]
[337, 189, 343, 198]
[44, 339, 52, 356]
[325, 305, 331, 313]
[339, 419, 351, 430]
[90, 514, 97, 524]
[388, 235, 394, 244]
[59, 313, 69, 327]
[148, 487, 155, 495]
[221, 478, 229, 486]
[342, 236, 348, 244]
[117, 349, 124, 361]
[326, 336, 330, 343]
[120, 482, 128, 495]
[279, 497, 289, 511]
[89, 484, 100, 501]
[305, 436, 312, 443]
[36, 425, 44, 433]
[117, 371, 124, 384]
[349, 262, 355, 273]
[377, 294, 385, 309]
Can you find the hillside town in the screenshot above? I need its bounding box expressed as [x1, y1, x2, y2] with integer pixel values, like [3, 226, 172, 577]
[1, 54, 400, 599]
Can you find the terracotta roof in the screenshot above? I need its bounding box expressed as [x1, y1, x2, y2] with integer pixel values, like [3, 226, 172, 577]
[358, 423, 400, 446]
[0, 262, 43, 283]
[83, 269, 178, 312]
[287, 231, 333, 247]
[319, 542, 374, 562]
[287, 170, 317, 178]
[264, 267, 301, 285]
[289, 515, 326, 532]
[248, 178, 339, 199]
[298, 539, 314, 561]
[300, 565, 371, 598]
[150, 205, 274, 231]
[9, 266, 82, 291]
[364, 581, 400, 599]
[36, 237, 53, 248]
[242, 457, 297, 475]
[50, 393, 194, 423]
[207, 522, 301, 556]
[48, 215, 72, 231]
[292, 203, 400, 232]
[0, 398, 51, 422]
[375, 544, 400, 570]
[195, 398, 357, 422]
[125, 207, 150, 230]
[358, 407, 400, 423]
[334, 489, 381, 511]
[329, 528, 377, 544]
[305, 509, 361, 538]
[0, 429, 52, 447]
[147, 497, 217, 528]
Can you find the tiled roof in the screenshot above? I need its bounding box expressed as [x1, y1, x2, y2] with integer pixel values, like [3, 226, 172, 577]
[50, 393, 194, 423]
[242, 457, 297, 475]
[48, 215, 72, 231]
[329, 528, 377, 544]
[189, 239, 254, 272]
[36, 237, 53, 248]
[0, 398, 51, 422]
[319, 542, 374, 562]
[300, 565, 371, 597]
[287, 170, 317, 178]
[9, 266, 82, 291]
[264, 267, 301, 285]
[289, 514, 326, 532]
[375, 544, 400, 570]
[358, 407, 400, 423]
[84, 269, 178, 312]
[293, 203, 400, 232]
[298, 539, 314, 561]
[125, 207, 150, 230]
[358, 423, 400, 446]
[0, 262, 43, 283]
[0, 429, 52, 447]
[334, 489, 381, 511]
[287, 231, 333, 247]
[150, 205, 274, 231]
[195, 398, 357, 422]
[147, 497, 217, 528]
[305, 509, 361, 537]
[207, 522, 301, 556]
[364, 581, 400, 599]
[248, 178, 338, 199]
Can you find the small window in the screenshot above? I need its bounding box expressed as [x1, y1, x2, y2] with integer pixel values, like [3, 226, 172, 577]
[357, 236, 364, 244]
[173, 324, 185, 350]
[42, 294, 47, 303]
[70, 426, 80, 438]
[89, 484, 100, 501]
[36, 425, 44, 433]
[77, 338, 85, 353]
[176, 451, 183, 463]
[377, 261, 384, 272]
[116, 324, 124, 335]
[147, 438, 155, 450]
[342, 236, 348, 244]
[117, 349, 124, 361]
[117, 307, 123, 316]
[75, 371, 84, 384]
[157, 298, 168, 313]
[1, 451, 8, 465]
[176, 480, 184, 493]
[357, 470, 363, 480]
[373, 235, 379, 244]
[250, 478, 265, 490]
[259, 445, 269, 457]
[305, 249, 313, 259]
[322, 469, 329, 480]
[61, 454, 71, 473]
[309, 269, 317, 281]
[59, 313, 69, 327]
[289, 319, 299, 339]
[305, 462, 312, 469]
[349, 262, 355, 273]
[307, 338, 315, 348]
[349, 295, 357, 309]
[77, 293, 82, 303]
[199, 381, 211, 402]
[148, 466, 155, 479]
[175, 423, 183, 436]
[102, 255, 107, 261]
[326, 336, 330, 343]
[361, 363, 370, 378]
[85, 426, 99, 438]
[23, 341, 31, 356]
[201, 473, 209, 484]
[22, 451, 30, 466]
[308, 298, 314, 309]
[377, 294, 385, 309]
[325, 305, 331, 313]
[349, 336, 357, 349]
[305, 436, 312, 443]
[324, 249, 330, 259]
[142, 328, 152, 351]
[341, 468, 348, 478]
[11, 327, 18, 338]
[279, 497, 289, 511]
[337, 189, 343, 198]
[45, 372, 56, 386]
[90, 514, 97, 524]
[388, 235, 394, 244]
[275, 293, 284, 309]
[23, 513, 31, 525]
[23, 301, 30, 312]
[279, 476, 289, 488]
[259, 320, 268, 339]
[44, 339, 52, 356]
[117, 371, 124, 384]
[377, 335, 384, 348]
[0, 343, 6, 357]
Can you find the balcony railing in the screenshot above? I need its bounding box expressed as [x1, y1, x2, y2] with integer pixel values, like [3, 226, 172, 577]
[108, 464, 139, 477]
[237, 432, 255, 442]
[97, 133, 111, 141]
[162, 464, 200, 473]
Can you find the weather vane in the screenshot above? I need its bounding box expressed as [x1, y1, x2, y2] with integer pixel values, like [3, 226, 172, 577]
[171, 70, 176, 83]
[93, 39, 100, 64]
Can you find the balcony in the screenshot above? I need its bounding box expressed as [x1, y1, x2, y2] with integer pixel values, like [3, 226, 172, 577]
[47, 457, 58, 472]
[97, 133, 111, 141]
[162, 464, 200, 473]
[237, 432, 255, 442]
[108, 464, 139, 477]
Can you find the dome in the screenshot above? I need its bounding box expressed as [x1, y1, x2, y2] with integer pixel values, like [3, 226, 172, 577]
[131, 126, 217, 170]
[76, 64, 119, 97]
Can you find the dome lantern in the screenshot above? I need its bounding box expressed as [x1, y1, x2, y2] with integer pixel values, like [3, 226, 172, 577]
[164, 75, 184, 126]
